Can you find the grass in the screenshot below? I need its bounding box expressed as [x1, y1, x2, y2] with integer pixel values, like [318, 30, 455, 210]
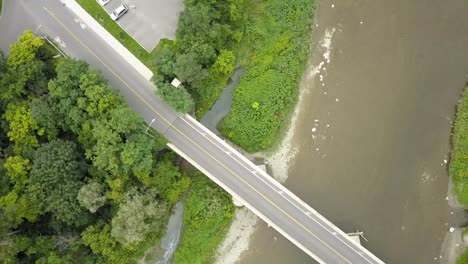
[451, 86, 468, 205]
[76, 0, 157, 71]
[0, 0, 3, 17]
[218, 0, 317, 152]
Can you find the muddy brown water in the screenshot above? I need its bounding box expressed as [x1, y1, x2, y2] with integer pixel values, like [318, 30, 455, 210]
[238, 0, 468, 263]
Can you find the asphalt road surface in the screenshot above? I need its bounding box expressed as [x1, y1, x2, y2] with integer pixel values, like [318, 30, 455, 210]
[0, 1, 384, 263]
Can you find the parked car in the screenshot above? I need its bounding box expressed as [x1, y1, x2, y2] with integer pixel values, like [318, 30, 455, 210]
[110, 4, 129, 21]
[96, 0, 110, 6]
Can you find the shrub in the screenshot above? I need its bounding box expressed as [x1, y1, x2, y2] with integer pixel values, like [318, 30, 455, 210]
[451, 87, 468, 205]
[219, 0, 317, 151]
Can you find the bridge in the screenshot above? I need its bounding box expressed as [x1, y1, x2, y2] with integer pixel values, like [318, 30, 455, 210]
[0, 1, 385, 263]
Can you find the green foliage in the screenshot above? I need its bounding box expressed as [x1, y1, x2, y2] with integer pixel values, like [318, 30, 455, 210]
[47, 59, 88, 133]
[7, 31, 44, 67]
[458, 249, 468, 264]
[77, 182, 107, 213]
[0, 29, 207, 264]
[174, 172, 234, 264]
[152, 0, 248, 114]
[82, 221, 136, 264]
[0, 191, 41, 225]
[3, 103, 40, 152]
[111, 188, 166, 245]
[36, 252, 68, 264]
[153, 76, 194, 113]
[219, 0, 317, 151]
[150, 159, 190, 204]
[30, 96, 59, 140]
[0, 30, 47, 102]
[451, 87, 468, 205]
[194, 51, 237, 118]
[28, 139, 89, 227]
[4, 155, 30, 190]
[174, 52, 207, 86]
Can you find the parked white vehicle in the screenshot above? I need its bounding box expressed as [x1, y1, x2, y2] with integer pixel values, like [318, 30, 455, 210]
[110, 4, 129, 21]
[96, 0, 110, 6]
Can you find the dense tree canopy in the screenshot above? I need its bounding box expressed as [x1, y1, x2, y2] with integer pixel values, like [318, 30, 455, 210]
[152, 0, 248, 115]
[28, 139, 89, 227]
[111, 188, 166, 245]
[77, 182, 107, 213]
[0, 31, 191, 263]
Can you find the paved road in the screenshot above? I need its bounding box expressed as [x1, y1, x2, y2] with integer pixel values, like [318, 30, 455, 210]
[0, 1, 384, 263]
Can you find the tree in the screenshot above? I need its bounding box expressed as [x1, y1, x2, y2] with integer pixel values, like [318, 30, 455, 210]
[0, 31, 47, 102]
[120, 133, 155, 183]
[77, 182, 107, 213]
[212, 50, 236, 75]
[153, 47, 176, 78]
[0, 191, 41, 225]
[174, 52, 206, 86]
[82, 221, 134, 264]
[4, 155, 31, 190]
[79, 70, 124, 118]
[28, 140, 89, 226]
[36, 253, 68, 264]
[85, 107, 147, 176]
[107, 107, 141, 134]
[3, 103, 40, 154]
[7, 31, 44, 67]
[151, 159, 190, 204]
[111, 188, 166, 245]
[156, 82, 194, 113]
[0, 50, 6, 74]
[86, 121, 122, 176]
[189, 42, 217, 67]
[47, 59, 89, 133]
[30, 97, 59, 140]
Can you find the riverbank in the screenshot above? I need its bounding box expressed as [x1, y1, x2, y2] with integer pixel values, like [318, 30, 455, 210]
[446, 86, 468, 263]
[212, 18, 333, 263]
[237, 0, 468, 263]
[218, 0, 317, 152]
[174, 172, 235, 264]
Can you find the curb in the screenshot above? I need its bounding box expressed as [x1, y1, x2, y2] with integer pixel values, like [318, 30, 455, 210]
[167, 142, 326, 264]
[61, 0, 153, 80]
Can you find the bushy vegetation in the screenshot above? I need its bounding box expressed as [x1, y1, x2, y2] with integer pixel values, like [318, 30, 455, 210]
[151, 0, 247, 115]
[219, 0, 317, 151]
[0, 31, 191, 263]
[458, 249, 468, 264]
[174, 172, 235, 264]
[451, 87, 468, 205]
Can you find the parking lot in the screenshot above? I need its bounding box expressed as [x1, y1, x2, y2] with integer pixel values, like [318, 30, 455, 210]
[103, 0, 184, 51]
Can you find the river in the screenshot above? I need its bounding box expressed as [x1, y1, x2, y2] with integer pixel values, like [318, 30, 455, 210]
[238, 0, 468, 263]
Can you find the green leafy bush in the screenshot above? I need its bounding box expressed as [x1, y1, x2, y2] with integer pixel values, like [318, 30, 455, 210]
[451, 87, 468, 204]
[152, 0, 248, 114]
[219, 0, 317, 151]
[174, 172, 234, 264]
[458, 249, 468, 264]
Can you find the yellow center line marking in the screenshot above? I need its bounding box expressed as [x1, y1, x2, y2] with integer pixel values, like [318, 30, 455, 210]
[43, 7, 353, 264]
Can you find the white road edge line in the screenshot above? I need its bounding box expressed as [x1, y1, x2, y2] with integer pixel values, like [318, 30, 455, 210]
[167, 143, 327, 264]
[182, 115, 383, 264]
